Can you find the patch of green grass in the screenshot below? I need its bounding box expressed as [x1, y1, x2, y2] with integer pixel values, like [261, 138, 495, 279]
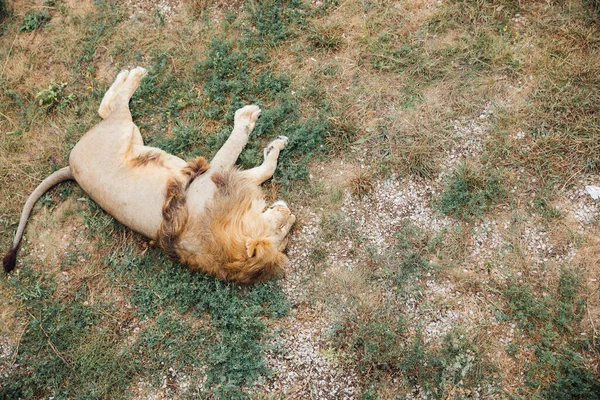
[1, 268, 136, 399]
[438, 163, 505, 220]
[191, 36, 348, 186]
[109, 246, 290, 398]
[19, 10, 51, 32]
[332, 307, 496, 398]
[0, 0, 9, 22]
[496, 267, 600, 396]
[243, 0, 306, 46]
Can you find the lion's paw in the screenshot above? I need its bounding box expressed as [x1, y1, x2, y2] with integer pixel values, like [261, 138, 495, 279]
[264, 136, 289, 157]
[234, 105, 261, 131]
[129, 66, 147, 81]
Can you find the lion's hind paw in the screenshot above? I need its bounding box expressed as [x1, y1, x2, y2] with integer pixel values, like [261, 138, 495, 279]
[234, 105, 262, 129]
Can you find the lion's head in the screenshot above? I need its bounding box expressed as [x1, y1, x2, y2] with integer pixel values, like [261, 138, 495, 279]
[176, 169, 294, 283]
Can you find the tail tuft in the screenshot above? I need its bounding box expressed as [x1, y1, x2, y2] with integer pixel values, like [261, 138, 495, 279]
[3, 248, 17, 273]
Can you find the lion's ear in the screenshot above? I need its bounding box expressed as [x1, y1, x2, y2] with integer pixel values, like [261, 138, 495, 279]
[246, 238, 273, 258]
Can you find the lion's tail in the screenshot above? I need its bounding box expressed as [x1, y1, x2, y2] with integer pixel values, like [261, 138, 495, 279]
[4, 166, 74, 273]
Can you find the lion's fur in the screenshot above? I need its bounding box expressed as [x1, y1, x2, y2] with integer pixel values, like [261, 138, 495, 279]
[156, 157, 209, 262]
[176, 169, 287, 283]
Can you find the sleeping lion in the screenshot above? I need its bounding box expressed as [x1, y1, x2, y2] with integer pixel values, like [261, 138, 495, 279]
[3, 67, 296, 283]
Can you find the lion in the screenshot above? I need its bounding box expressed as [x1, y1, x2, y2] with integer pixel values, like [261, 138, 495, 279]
[3, 67, 296, 283]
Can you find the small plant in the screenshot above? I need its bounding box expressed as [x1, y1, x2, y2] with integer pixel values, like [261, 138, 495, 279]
[307, 24, 343, 50]
[19, 10, 51, 32]
[35, 82, 74, 112]
[244, 0, 305, 45]
[349, 171, 374, 198]
[438, 163, 505, 220]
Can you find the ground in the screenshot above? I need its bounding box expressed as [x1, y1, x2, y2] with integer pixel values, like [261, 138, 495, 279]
[1, 0, 599, 399]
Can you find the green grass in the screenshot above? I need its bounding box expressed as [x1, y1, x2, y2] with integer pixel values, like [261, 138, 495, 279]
[0, 0, 9, 22]
[438, 163, 506, 220]
[332, 306, 497, 398]
[19, 10, 51, 32]
[2, 268, 135, 398]
[495, 267, 600, 397]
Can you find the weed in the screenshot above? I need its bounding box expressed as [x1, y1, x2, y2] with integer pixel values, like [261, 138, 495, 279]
[438, 163, 505, 220]
[35, 82, 75, 112]
[19, 10, 51, 32]
[334, 306, 407, 374]
[244, 0, 306, 46]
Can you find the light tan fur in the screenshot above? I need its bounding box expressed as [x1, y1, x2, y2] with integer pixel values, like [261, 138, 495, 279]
[4, 68, 295, 282]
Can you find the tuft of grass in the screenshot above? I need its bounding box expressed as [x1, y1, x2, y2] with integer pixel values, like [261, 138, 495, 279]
[307, 23, 343, 50]
[438, 163, 505, 220]
[349, 171, 374, 198]
[0, 0, 9, 22]
[19, 10, 51, 32]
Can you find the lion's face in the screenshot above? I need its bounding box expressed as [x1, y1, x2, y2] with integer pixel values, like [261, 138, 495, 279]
[261, 200, 295, 242]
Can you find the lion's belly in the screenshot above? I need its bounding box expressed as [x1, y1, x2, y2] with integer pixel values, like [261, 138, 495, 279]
[71, 164, 168, 239]
[69, 120, 188, 239]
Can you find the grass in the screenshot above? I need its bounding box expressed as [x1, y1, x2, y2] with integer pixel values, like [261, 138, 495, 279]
[496, 267, 600, 397]
[328, 223, 497, 398]
[1, 0, 600, 398]
[438, 163, 506, 220]
[0, 0, 9, 22]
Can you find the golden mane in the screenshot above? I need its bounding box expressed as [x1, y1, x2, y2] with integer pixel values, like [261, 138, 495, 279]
[176, 169, 287, 283]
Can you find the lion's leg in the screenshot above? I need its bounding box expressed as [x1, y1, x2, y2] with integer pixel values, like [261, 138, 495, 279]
[209, 105, 261, 171]
[98, 70, 129, 119]
[240, 136, 288, 184]
[104, 67, 147, 120]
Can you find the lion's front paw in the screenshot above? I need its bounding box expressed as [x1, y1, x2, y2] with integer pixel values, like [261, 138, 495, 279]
[234, 105, 261, 131]
[264, 136, 289, 158]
